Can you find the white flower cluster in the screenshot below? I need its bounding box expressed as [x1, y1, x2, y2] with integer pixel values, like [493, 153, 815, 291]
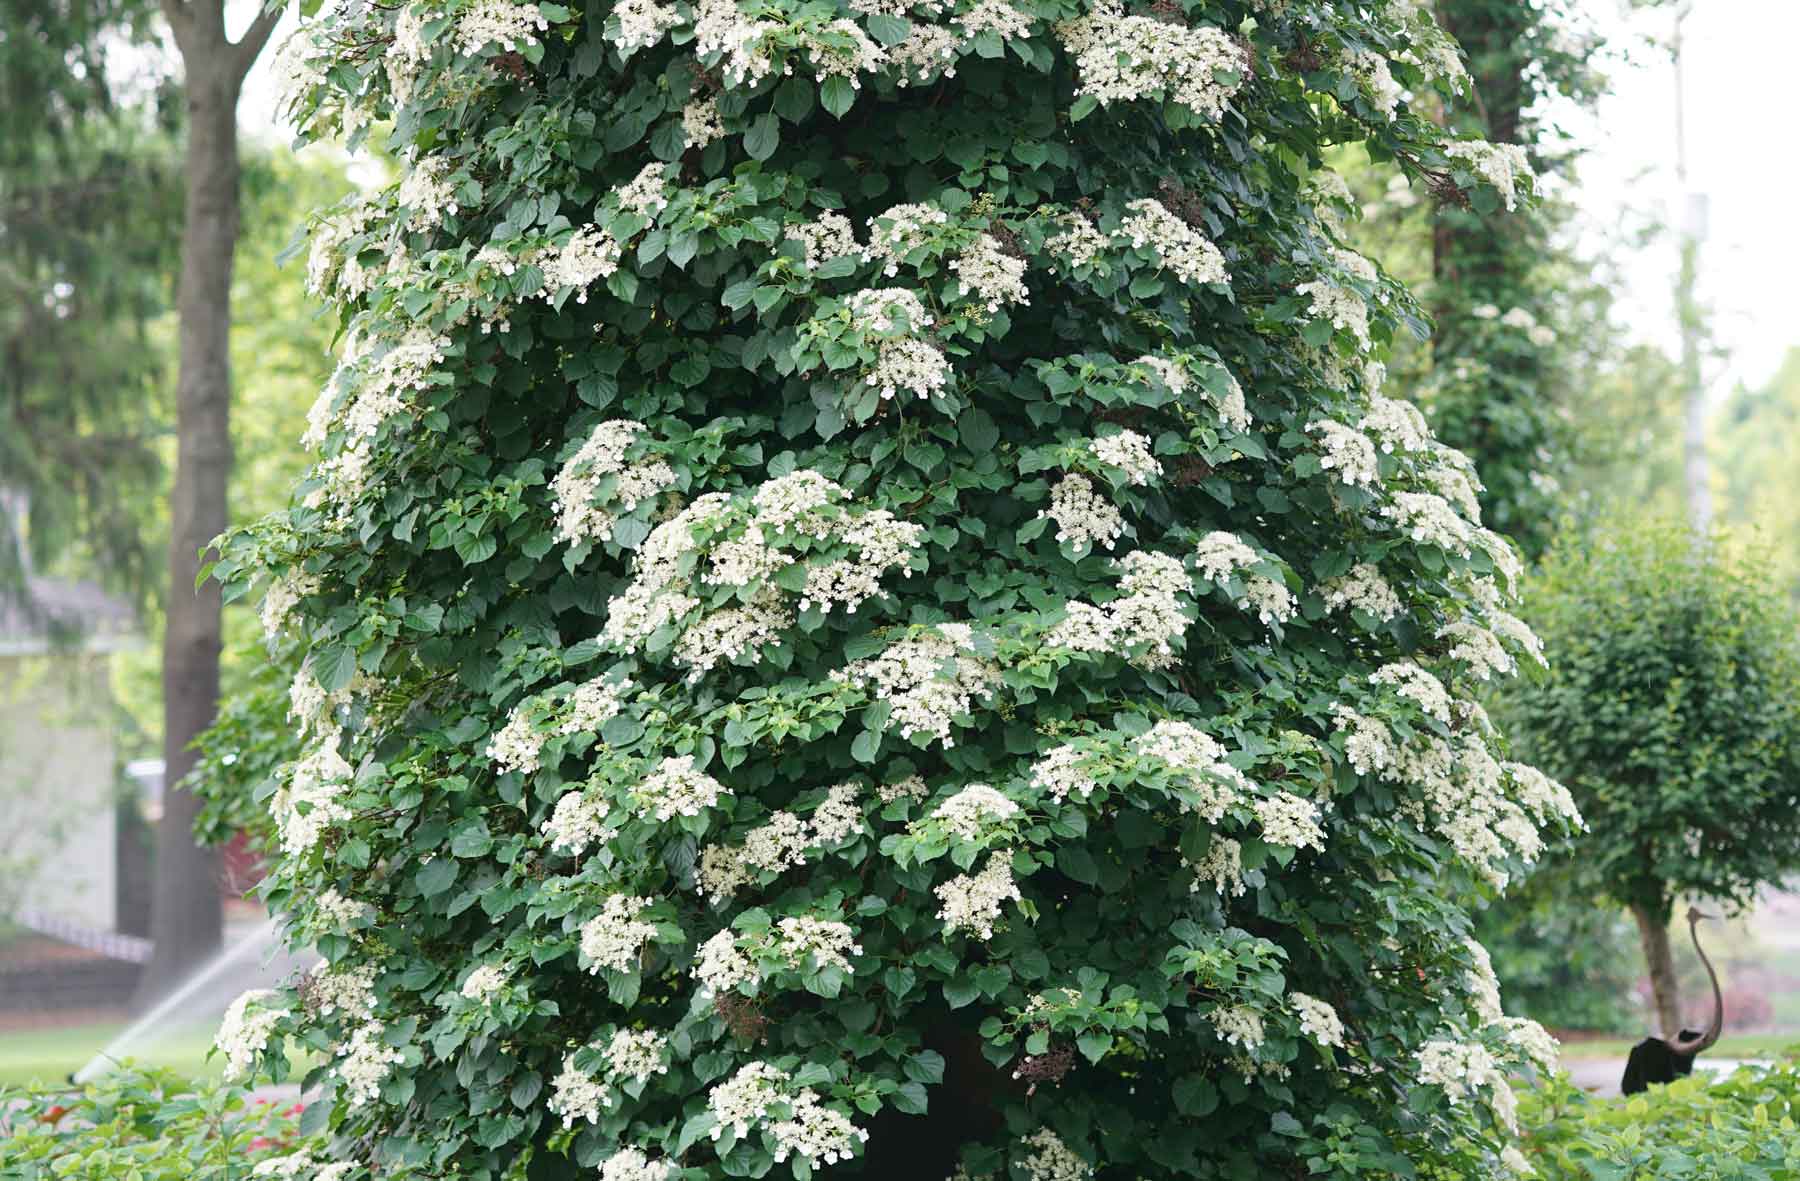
[614, 162, 671, 220]
[1016, 1127, 1093, 1181]
[879, 774, 929, 803]
[890, 23, 963, 85]
[1047, 550, 1192, 666]
[1039, 474, 1125, 552]
[697, 785, 862, 900]
[1383, 490, 1478, 557]
[833, 624, 999, 746]
[935, 851, 1022, 939]
[1116, 199, 1229, 288]
[1045, 212, 1108, 271]
[1394, 732, 1578, 888]
[1497, 305, 1558, 347]
[1289, 992, 1346, 1048]
[1297, 278, 1372, 351]
[1438, 619, 1518, 681]
[708, 1063, 870, 1166]
[1089, 430, 1161, 485]
[1210, 1005, 1266, 1050]
[487, 706, 546, 776]
[1308, 419, 1381, 486]
[928, 783, 1021, 841]
[949, 234, 1030, 312]
[310, 960, 378, 1019]
[864, 202, 949, 275]
[538, 226, 623, 304]
[1498, 1015, 1560, 1075]
[845, 288, 932, 334]
[1185, 836, 1246, 897]
[868, 332, 953, 402]
[1346, 49, 1402, 120]
[1322, 563, 1403, 622]
[335, 1021, 405, 1108]
[260, 570, 319, 640]
[1361, 394, 1432, 454]
[548, 1053, 615, 1126]
[579, 894, 659, 974]
[314, 887, 374, 930]
[216, 990, 286, 1082]
[710, 1062, 790, 1138]
[599, 1149, 673, 1181]
[397, 156, 458, 230]
[460, 964, 508, 1003]
[1330, 705, 1395, 776]
[252, 1153, 356, 1181]
[1369, 661, 1453, 723]
[682, 96, 725, 148]
[609, 0, 683, 55]
[1416, 1037, 1505, 1104]
[1445, 140, 1536, 211]
[957, 0, 1034, 39]
[605, 1027, 671, 1084]
[1029, 744, 1098, 804]
[551, 420, 677, 545]
[542, 788, 611, 855]
[1057, 0, 1246, 120]
[695, 915, 862, 993]
[633, 755, 730, 820]
[1140, 720, 1249, 822]
[273, 732, 355, 856]
[787, 211, 858, 271]
[1252, 792, 1326, 851]
[1192, 530, 1259, 583]
[456, 0, 549, 52]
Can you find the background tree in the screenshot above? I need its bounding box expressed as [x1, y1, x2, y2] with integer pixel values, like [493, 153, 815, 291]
[137, 0, 285, 1002]
[1502, 517, 1800, 1039]
[210, 0, 1577, 1176]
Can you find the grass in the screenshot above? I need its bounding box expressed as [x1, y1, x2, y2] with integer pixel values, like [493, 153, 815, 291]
[1555, 1033, 1800, 1061]
[0, 1019, 222, 1089]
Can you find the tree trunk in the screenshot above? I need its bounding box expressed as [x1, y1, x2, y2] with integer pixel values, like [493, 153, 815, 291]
[1631, 901, 1682, 1039]
[134, 50, 241, 1007]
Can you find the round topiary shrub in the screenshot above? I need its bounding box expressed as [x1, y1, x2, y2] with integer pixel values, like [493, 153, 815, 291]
[217, 0, 1576, 1176]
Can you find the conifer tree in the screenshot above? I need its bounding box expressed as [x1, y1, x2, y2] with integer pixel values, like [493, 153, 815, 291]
[218, 0, 1578, 1176]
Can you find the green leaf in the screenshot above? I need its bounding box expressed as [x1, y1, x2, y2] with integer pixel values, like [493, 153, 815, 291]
[850, 729, 882, 763]
[418, 857, 460, 897]
[744, 113, 780, 162]
[820, 75, 856, 118]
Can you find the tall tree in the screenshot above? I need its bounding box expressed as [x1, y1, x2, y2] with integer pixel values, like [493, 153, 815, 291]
[136, 0, 284, 1003]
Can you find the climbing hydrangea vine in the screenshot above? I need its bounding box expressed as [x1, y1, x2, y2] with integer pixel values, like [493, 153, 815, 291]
[220, 0, 1572, 1176]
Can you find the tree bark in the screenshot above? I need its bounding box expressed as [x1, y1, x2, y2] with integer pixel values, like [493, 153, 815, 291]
[1631, 901, 1682, 1039]
[134, 0, 279, 1006]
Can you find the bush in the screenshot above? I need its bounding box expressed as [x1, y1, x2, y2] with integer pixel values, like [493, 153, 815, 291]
[0, 1066, 318, 1179]
[1520, 1061, 1800, 1179]
[213, 0, 1574, 1176]
[1472, 866, 1637, 1033]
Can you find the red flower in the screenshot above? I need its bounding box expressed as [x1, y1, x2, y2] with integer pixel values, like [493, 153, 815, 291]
[40, 1105, 68, 1124]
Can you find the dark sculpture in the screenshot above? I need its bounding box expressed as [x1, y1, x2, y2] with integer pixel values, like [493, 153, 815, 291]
[1620, 907, 1723, 1095]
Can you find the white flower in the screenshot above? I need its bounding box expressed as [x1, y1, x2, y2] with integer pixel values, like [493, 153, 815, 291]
[1330, 705, 1395, 776]
[1185, 836, 1246, 897]
[845, 287, 933, 334]
[879, 775, 929, 803]
[787, 211, 859, 270]
[1241, 574, 1296, 625]
[609, 0, 682, 54]
[599, 1149, 673, 1181]
[1039, 474, 1125, 552]
[634, 755, 729, 820]
[614, 162, 671, 220]
[260, 571, 318, 640]
[1115, 198, 1229, 287]
[1029, 744, 1098, 804]
[1289, 992, 1345, 1047]
[771, 1090, 869, 1166]
[929, 783, 1021, 841]
[682, 96, 725, 148]
[774, 914, 862, 975]
[1297, 278, 1371, 350]
[487, 705, 545, 776]
[1308, 420, 1381, 486]
[1383, 491, 1477, 557]
[309, 960, 378, 1020]
[397, 156, 459, 230]
[1192, 531, 1259, 583]
[1089, 430, 1162, 485]
[1360, 395, 1432, 453]
[603, 1027, 670, 1084]
[948, 234, 1030, 312]
[1210, 1004, 1265, 1050]
[810, 781, 865, 845]
[935, 851, 1022, 939]
[1415, 1037, 1504, 1103]
[1253, 791, 1326, 851]
[314, 887, 374, 930]
[579, 895, 659, 974]
[864, 202, 949, 276]
[334, 1021, 405, 1108]
[867, 337, 952, 400]
[272, 732, 355, 855]
[1346, 49, 1402, 119]
[551, 419, 677, 545]
[833, 625, 999, 746]
[1058, 0, 1245, 120]
[1439, 620, 1515, 681]
[1045, 212, 1108, 270]
[1016, 1127, 1092, 1181]
[455, 0, 550, 53]
[542, 789, 610, 855]
[460, 964, 508, 1003]
[548, 1053, 614, 1125]
[956, 0, 1034, 39]
[538, 226, 622, 303]
[708, 1062, 791, 1139]
[1140, 720, 1247, 822]
[561, 675, 631, 734]
[216, 990, 285, 1082]
[1322, 564, 1403, 622]
[1445, 140, 1536, 211]
[1370, 661, 1453, 723]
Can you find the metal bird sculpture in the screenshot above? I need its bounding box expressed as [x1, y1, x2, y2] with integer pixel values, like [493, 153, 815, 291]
[1621, 906, 1724, 1095]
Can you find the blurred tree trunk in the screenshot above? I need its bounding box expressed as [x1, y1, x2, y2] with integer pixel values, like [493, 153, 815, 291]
[135, 0, 280, 1007]
[1631, 902, 1683, 1040]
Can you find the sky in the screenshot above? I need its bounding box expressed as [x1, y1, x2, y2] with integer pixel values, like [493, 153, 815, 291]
[230, 0, 1800, 392]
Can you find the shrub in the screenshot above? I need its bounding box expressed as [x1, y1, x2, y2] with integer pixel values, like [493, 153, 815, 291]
[212, 0, 1575, 1176]
[1519, 1062, 1800, 1179]
[0, 1066, 318, 1179]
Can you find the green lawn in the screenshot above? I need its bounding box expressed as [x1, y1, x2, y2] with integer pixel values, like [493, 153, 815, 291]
[1556, 1033, 1800, 1061]
[0, 1020, 222, 1088]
